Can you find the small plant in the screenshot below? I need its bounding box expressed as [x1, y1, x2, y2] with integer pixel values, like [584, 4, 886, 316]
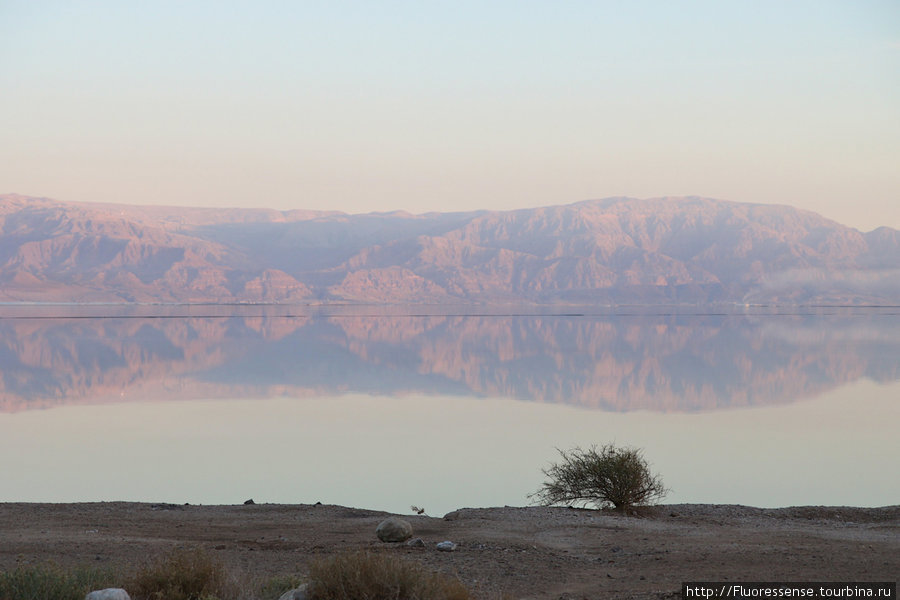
[0, 563, 117, 600]
[531, 444, 668, 511]
[128, 546, 232, 600]
[307, 551, 472, 600]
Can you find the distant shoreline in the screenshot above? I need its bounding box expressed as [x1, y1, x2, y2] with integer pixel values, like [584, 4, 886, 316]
[3, 500, 899, 510]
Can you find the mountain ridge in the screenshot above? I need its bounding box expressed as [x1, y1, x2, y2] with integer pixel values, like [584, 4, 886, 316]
[1, 194, 897, 305]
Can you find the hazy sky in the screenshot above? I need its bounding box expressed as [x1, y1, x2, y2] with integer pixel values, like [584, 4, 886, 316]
[2, 1, 898, 230]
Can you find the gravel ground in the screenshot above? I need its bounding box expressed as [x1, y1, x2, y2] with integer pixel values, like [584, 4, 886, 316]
[1, 502, 897, 599]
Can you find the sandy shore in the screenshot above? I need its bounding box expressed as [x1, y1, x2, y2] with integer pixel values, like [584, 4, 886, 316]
[1, 502, 897, 599]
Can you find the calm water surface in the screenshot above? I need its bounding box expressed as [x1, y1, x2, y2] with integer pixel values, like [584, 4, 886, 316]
[0, 305, 897, 515]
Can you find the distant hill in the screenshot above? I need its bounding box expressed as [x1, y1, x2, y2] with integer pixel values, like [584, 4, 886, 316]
[1, 194, 898, 304]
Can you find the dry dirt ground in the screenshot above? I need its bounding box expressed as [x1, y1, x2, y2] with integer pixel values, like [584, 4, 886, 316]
[0, 502, 897, 599]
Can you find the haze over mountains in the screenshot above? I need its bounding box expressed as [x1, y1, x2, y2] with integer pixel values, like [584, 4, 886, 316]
[1, 194, 898, 305]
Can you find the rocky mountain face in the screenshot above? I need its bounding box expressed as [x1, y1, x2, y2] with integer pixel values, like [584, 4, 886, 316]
[1, 194, 897, 304]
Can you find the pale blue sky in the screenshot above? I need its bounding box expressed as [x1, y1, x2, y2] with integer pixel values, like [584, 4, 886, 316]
[1, 1, 898, 230]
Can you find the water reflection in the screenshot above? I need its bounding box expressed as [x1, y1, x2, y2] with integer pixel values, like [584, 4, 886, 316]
[1, 385, 896, 511]
[1, 307, 898, 412]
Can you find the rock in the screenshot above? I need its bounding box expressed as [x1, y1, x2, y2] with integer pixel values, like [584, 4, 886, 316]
[278, 583, 310, 600]
[436, 540, 457, 552]
[85, 590, 131, 600]
[376, 517, 413, 542]
[406, 537, 425, 548]
[244, 498, 255, 505]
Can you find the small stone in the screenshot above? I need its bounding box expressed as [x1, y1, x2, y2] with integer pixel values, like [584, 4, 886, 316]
[376, 517, 413, 542]
[85, 589, 131, 600]
[244, 498, 255, 505]
[278, 584, 310, 600]
[436, 540, 457, 552]
[407, 537, 426, 548]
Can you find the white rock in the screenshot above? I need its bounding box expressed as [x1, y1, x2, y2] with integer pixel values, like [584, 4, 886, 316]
[85, 589, 131, 600]
[278, 583, 310, 600]
[436, 540, 457, 552]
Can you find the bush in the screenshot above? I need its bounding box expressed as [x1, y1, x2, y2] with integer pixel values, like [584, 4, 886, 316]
[128, 546, 233, 600]
[531, 444, 667, 510]
[0, 563, 116, 600]
[307, 551, 472, 600]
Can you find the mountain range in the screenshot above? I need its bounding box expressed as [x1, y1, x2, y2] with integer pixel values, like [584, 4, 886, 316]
[1, 194, 898, 304]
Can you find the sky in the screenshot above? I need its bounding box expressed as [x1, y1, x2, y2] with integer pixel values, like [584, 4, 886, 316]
[1, 1, 898, 231]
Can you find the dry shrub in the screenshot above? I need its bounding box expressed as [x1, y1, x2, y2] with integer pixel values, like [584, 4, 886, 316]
[308, 551, 472, 600]
[531, 444, 668, 511]
[0, 563, 116, 600]
[257, 574, 307, 600]
[129, 546, 232, 600]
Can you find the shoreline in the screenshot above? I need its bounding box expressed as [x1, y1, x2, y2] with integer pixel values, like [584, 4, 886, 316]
[2, 502, 897, 599]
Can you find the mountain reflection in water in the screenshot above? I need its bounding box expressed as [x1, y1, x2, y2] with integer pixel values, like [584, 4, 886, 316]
[1, 306, 898, 412]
